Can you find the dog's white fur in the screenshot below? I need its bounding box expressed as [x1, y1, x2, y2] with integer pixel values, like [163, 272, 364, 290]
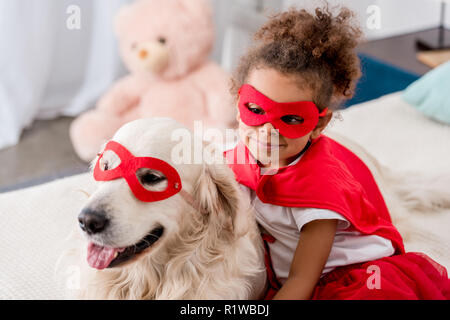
[58, 118, 267, 299]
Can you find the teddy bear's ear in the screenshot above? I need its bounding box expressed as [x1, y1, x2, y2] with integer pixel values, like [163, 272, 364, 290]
[114, 4, 134, 36]
[176, 0, 212, 21]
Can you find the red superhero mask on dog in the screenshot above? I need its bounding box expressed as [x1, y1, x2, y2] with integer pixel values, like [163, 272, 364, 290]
[238, 84, 328, 138]
[93, 140, 182, 202]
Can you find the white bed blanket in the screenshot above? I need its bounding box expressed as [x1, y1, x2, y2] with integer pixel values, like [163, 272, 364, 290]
[1, 92, 449, 299]
[0, 173, 94, 299]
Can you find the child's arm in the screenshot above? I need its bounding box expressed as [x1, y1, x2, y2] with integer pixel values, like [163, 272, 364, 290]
[272, 219, 338, 300]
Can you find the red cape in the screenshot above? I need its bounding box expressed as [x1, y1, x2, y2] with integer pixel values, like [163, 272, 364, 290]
[224, 134, 405, 254]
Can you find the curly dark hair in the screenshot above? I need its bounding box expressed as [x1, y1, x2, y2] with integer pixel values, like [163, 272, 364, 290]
[230, 4, 363, 113]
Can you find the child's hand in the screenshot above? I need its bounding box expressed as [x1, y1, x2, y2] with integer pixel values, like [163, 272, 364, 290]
[273, 219, 338, 300]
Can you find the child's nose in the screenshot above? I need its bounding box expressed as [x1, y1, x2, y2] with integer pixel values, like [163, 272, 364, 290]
[260, 122, 276, 134]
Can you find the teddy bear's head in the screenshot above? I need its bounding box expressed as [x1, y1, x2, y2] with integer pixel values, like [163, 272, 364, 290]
[115, 0, 215, 80]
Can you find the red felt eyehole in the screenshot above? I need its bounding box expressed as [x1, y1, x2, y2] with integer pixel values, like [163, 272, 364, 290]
[99, 150, 121, 171]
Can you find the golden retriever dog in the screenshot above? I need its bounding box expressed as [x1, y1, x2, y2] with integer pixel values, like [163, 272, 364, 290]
[58, 118, 267, 299]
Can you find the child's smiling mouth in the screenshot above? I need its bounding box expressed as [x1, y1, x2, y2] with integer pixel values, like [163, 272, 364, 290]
[249, 136, 286, 149]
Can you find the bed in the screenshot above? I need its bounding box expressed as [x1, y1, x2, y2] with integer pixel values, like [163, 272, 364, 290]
[1, 91, 449, 299]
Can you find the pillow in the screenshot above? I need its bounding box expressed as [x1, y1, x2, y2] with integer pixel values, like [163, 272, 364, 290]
[402, 60, 450, 124]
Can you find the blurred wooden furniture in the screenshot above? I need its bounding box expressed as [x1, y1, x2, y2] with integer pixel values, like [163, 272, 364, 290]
[416, 49, 450, 68]
[416, 0, 450, 51]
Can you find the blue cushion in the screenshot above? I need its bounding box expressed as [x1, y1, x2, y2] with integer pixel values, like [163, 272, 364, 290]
[344, 53, 420, 108]
[402, 60, 450, 124]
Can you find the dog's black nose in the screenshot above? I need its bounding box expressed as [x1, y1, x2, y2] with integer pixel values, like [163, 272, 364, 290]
[78, 208, 109, 235]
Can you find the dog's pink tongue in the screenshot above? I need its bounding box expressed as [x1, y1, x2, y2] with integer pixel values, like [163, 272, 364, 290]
[87, 242, 119, 270]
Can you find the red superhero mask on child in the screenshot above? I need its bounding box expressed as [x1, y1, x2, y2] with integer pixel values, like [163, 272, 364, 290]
[93, 140, 182, 202]
[238, 84, 328, 139]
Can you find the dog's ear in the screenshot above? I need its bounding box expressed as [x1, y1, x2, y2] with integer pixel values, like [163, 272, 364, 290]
[195, 163, 250, 238]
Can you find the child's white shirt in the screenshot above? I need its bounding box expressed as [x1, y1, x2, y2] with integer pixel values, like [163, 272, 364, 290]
[238, 152, 395, 285]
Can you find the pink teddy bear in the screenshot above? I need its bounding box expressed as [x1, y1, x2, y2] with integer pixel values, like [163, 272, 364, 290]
[70, 0, 236, 162]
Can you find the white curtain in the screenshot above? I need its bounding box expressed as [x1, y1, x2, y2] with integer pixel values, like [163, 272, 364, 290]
[0, 0, 129, 150]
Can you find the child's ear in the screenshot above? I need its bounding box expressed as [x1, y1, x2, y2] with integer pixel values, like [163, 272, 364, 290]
[311, 111, 333, 139]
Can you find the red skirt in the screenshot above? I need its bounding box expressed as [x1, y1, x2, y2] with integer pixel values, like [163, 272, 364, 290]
[311, 252, 450, 300]
[263, 249, 450, 300]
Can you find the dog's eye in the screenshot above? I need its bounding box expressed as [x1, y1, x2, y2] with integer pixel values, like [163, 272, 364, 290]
[141, 173, 165, 184]
[99, 150, 121, 171]
[137, 169, 166, 185]
[99, 157, 110, 171]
